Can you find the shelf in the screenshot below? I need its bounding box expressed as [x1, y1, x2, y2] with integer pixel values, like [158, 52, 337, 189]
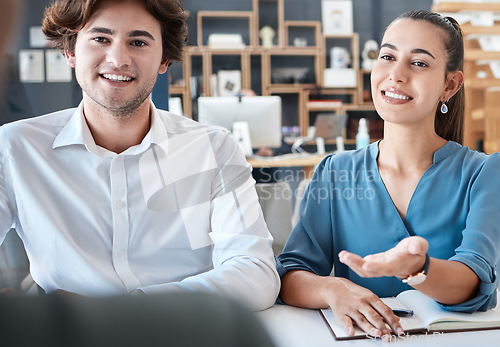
[266, 48, 321, 55]
[434, 2, 500, 151]
[465, 50, 500, 61]
[169, 85, 186, 94]
[462, 23, 500, 36]
[284, 20, 321, 48]
[197, 11, 256, 47]
[269, 84, 315, 92]
[432, 2, 500, 12]
[170, 0, 378, 138]
[344, 104, 376, 112]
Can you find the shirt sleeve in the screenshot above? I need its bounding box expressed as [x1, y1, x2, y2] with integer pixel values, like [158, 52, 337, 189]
[0, 127, 15, 241]
[137, 129, 280, 311]
[276, 156, 335, 278]
[443, 153, 500, 313]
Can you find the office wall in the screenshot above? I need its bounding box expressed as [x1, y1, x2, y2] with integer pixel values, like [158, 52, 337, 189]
[1, 0, 78, 124]
[1, 0, 432, 125]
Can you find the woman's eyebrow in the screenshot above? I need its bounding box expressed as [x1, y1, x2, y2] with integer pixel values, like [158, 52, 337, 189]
[380, 43, 435, 59]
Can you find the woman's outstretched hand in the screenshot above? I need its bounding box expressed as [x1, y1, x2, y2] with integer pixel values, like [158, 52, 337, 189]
[338, 236, 429, 280]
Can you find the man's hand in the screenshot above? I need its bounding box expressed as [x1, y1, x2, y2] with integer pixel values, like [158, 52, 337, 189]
[51, 289, 85, 299]
[0, 287, 23, 296]
[338, 236, 429, 279]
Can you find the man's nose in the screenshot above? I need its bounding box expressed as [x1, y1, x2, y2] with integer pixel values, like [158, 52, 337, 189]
[105, 42, 131, 68]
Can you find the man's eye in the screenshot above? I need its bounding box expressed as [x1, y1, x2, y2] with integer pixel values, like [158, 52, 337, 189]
[132, 40, 147, 47]
[93, 37, 108, 43]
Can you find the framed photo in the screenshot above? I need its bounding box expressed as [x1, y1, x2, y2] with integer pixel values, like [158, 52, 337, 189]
[217, 70, 242, 97]
[322, 0, 353, 35]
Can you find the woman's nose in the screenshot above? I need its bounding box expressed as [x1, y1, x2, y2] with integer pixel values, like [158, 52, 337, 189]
[389, 62, 408, 83]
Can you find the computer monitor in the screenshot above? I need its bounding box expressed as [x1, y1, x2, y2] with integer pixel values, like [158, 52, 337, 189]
[197, 96, 282, 148]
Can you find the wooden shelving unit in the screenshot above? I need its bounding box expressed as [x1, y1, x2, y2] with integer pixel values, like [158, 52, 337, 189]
[170, 0, 378, 142]
[432, 1, 500, 153]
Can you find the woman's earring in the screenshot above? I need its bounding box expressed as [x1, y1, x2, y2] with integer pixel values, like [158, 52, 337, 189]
[441, 101, 449, 114]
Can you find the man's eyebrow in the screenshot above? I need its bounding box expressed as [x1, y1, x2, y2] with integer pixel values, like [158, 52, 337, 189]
[380, 43, 435, 59]
[87, 27, 113, 35]
[129, 30, 155, 41]
[86, 27, 155, 41]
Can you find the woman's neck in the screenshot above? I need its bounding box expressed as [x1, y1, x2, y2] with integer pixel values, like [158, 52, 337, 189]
[378, 123, 447, 172]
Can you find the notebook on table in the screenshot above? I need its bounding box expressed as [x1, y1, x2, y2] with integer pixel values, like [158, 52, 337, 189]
[320, 290, 500, 341]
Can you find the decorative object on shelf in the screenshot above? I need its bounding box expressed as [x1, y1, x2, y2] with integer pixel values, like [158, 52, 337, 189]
[356, 118, 370, 149]
[361, 39, 379, 71]
[321, 0, 353, 35]
[324, 68, 356, 88]
[259, 25, 276, 48]
[271, 67, 310, 84]
[217, 70, 242, 96]
[363, 89, 372, 102]
[325, 46, 355, 88]
[330, 46, 351, 69]
[293, 37, 308, 47]
[207, 34, 245, 49]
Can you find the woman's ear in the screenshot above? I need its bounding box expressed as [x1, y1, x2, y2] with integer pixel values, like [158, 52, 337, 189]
[442, 70, 464, 101]
[63, 50, 76, 68]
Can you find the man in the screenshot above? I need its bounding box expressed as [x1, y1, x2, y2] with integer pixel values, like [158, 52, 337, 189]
[0, 0, 279, 311]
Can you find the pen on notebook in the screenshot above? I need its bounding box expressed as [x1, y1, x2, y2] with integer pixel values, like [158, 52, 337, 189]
[392, 309, 414, 317]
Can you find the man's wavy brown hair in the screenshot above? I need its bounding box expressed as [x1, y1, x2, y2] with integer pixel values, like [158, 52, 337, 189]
[42, 0, 188, 63]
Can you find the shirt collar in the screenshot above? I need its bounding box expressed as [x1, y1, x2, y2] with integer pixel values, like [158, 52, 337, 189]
[52, 101, 169, 156]
[369, 140, 460, 164]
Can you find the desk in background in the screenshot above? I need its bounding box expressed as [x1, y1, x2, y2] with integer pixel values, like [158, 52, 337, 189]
[255, 304, 500, 347]
[247, 154, 328, 179]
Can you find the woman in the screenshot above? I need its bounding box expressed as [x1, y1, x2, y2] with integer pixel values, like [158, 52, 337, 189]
[277, 10, 500, 339]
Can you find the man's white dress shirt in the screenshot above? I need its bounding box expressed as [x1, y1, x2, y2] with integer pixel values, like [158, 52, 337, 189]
[0, 102, 279, 310]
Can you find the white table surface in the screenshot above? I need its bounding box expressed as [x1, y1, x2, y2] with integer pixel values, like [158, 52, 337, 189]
[255, 304, 500, 347]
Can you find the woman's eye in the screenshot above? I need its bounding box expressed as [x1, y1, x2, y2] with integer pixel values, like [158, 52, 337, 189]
[380, 55, 393, 61]
[413, 61, 428, 68]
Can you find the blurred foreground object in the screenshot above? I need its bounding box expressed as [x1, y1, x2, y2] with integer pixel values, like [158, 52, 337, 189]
[0, 291, 275, 347]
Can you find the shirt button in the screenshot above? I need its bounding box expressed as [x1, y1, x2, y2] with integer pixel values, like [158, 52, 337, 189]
[116, 201, 124, 209]
[118, 250, 126, 258]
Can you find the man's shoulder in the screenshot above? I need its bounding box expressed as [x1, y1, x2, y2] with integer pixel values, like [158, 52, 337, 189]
[1, 108, 76, 135]
[155, 109, 231, 137]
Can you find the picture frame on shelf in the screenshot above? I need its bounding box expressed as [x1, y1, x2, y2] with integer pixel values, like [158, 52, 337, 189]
[321, 0, 353, 35]
[217, 70, 242, 96]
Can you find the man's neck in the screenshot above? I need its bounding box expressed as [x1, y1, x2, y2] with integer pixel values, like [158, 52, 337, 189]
[82, 99, 152, 154]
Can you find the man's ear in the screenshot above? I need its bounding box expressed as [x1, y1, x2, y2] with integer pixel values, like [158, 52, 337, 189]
[158, 59, 170, 75]
[442, 70, 464, 101]
[63, 50, 76, 68]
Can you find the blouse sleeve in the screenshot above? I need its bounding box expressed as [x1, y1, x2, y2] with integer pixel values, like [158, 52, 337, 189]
[444, 153, 500, 312]
[276, 156, 335, 278]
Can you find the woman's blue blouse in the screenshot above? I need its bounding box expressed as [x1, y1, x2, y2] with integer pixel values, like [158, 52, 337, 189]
[277, 141, 500, 312]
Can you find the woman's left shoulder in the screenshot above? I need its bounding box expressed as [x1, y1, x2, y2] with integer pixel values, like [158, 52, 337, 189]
[451, 142, 500, 172]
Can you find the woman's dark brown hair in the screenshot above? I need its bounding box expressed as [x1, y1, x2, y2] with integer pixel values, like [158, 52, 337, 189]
[397, 10, 465, 144]
[42, 0, 188, 63]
